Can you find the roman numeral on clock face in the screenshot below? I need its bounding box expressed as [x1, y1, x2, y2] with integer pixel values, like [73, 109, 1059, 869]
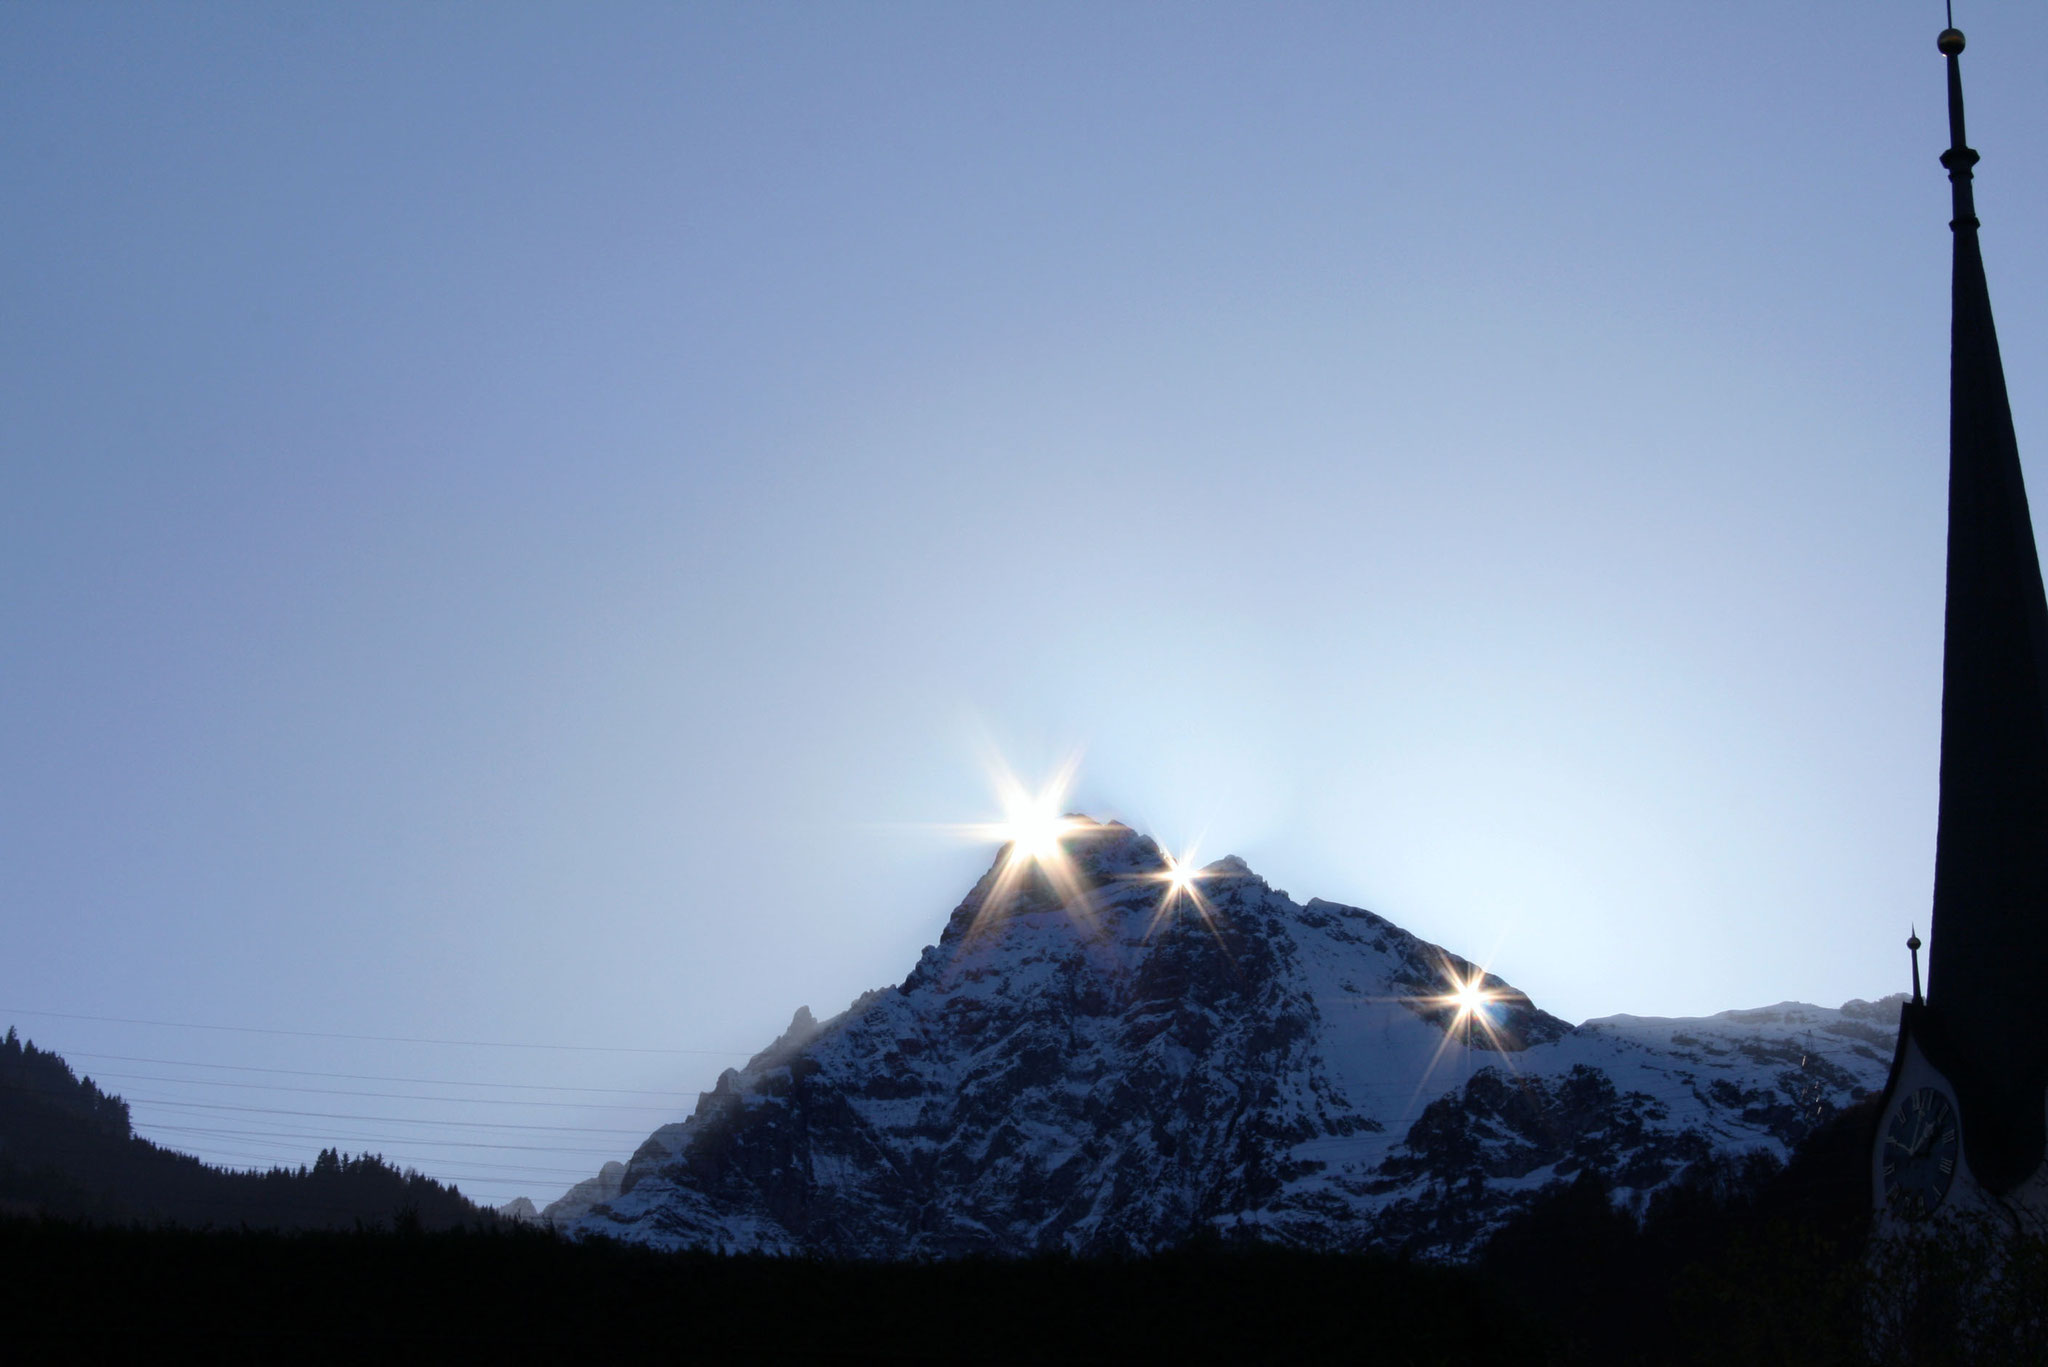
[1882, 1086, 1959, 1220]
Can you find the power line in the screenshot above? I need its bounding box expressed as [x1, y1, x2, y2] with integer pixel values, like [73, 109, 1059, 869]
[58, 1050, 703, 1096]
[163, 1148, 601, 1183]
[142, 1121, 632, 1157]
[120, 1094, 656, 1135]
[80, 1069, 689, 1112]
[1, 1006, 753, 1056]
[158, 1140, 604, 1182]
[0, 1078, 661, 1135]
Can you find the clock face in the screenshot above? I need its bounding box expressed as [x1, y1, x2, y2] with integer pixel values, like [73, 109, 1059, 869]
[1882, 1086, 1961, 1220]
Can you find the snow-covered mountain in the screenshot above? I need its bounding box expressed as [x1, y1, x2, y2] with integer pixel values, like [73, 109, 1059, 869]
[543, 822, 1899, 1258]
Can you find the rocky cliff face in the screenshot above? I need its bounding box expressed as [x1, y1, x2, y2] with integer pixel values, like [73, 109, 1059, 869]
[555, 823, 1898, 1259]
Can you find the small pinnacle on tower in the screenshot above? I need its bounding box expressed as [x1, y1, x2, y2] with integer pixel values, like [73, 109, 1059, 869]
[1938, 28, 1965, 57]
[1908, 927, 1925, 1005]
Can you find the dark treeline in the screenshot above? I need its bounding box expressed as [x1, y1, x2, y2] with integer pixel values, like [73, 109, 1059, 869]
[6, 1202, 2042, 1363]
[1484, 1098, 1878, 1364]
[6, 1030, 2045, 1362]
[0, 1027, 493, 1230]
[1, 1221, 1531, 1363]
[1480, 1096, 2047, 1365]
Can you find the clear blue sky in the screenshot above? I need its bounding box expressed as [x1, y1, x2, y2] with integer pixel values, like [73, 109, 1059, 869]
[4, 2, 2044, 1207]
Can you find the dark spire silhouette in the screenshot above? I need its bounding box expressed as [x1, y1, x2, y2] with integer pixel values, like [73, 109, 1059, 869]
[1907, 927, 1923, 1006]
[1923, 23, 2048, 1194]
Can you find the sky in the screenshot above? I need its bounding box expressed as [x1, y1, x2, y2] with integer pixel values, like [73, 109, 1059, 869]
[4, 1, 2045, 1210]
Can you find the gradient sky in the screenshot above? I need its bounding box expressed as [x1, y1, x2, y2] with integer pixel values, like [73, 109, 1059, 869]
[4, 2, 2045, 1208]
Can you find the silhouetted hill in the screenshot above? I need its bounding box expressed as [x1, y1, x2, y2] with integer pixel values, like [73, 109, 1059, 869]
[0, 1027, 494, 1230]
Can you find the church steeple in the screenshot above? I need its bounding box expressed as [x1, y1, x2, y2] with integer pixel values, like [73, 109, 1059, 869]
[1922, 22, 2048, 1195]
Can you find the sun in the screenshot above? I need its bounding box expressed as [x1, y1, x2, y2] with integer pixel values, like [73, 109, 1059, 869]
[999, 785, 1082, 870]
[952, 752, 1099, 939]
[1450, 975, 1492, 1024]
[1387, 956, 1520, 1114]
[1140, 846, 1225, 944]
[1160, 851, 1205, 897]
[1436, 968, 1509, 1048]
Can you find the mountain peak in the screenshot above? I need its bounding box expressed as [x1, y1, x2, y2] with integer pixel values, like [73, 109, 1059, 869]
[554, 826, 1897, 1260]
[746, 1005, 824, 1072]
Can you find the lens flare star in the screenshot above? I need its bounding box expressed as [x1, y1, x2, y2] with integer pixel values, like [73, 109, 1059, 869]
[996, 779, 1084, 872]
[1386, 957, 1523, 1116]
[1161, 853, 1204, 898]
[958, 753, 1098, 938]
[1432, 966, 1510, 1053]
[1142, 846, 1223, 944]
[1447, 974, 1495, 1028]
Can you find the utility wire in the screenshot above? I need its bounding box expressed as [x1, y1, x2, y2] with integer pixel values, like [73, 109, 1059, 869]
[151, 1143, 606, 1183]
[179, 1147, 598, 1180]
[156, 1151, 602, 1184]
[58, 1050, 703, 1096]
[1, 1006, 753, 1055]
[79, 1070, 688, 1111]
[0, 1078, 661, 1134]
[118, 1094, 656, 1134]
[142, 1121, 631, 1157]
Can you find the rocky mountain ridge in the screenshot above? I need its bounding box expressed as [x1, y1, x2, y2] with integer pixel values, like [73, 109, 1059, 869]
[541, 823, 1900, 1259]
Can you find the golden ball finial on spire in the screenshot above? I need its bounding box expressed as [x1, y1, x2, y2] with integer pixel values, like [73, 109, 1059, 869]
[1938, 28, 1966, 56]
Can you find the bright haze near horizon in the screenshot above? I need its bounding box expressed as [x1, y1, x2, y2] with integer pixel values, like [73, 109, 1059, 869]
[5, 2, 2045, 1209]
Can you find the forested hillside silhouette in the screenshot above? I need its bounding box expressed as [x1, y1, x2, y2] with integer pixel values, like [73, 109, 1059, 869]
[0, 1027, 493, 1229]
